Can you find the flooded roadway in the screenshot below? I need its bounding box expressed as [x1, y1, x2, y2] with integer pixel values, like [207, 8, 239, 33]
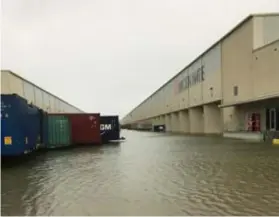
[2, 130, 279, 215]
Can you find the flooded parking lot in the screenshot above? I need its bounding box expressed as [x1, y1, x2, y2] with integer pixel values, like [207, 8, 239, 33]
[2, 130, 279, 215]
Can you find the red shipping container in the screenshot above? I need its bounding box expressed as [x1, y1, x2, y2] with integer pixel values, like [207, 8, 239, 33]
[52, 113, 101, 145]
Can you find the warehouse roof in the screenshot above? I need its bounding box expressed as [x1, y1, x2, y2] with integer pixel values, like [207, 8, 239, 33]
[1, 69, 84, 112]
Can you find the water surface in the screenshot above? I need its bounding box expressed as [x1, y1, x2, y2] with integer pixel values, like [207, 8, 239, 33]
[2, 130, 279, 215]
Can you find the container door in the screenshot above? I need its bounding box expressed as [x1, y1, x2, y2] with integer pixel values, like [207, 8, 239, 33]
[71, 114, 101, 145]
[48, 115, 71, 148]
[100, 116, 120, 141]
[43, 112, 48, 147]
[38, 109, 44, 148]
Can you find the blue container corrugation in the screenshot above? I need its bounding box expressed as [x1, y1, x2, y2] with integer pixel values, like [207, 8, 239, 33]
[1, 94, 41, 157]
[25, 104, 41, 151]
[29, 106, 48, 150]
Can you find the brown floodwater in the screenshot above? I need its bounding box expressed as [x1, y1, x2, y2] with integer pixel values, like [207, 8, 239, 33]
[2, 130, 279, 215]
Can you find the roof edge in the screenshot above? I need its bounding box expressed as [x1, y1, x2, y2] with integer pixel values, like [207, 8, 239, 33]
[1, 69, 85, 112]
[126, 13, 261, 117]
[251, 12, 279, 17]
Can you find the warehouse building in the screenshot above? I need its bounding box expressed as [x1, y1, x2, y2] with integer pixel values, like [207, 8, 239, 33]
[1, 70, 84, 113]
[121, 13, 279, 141]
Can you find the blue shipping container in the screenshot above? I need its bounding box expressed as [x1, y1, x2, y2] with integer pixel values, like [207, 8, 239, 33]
[41, 110, 49, 149]
[1, 94, 41, 157]
[37, 108, 49, 150]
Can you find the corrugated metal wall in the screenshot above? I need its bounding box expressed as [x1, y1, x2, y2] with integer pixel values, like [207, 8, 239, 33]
[1, 72, 25, 97]
[222, 17, 253, 104]
[34, 86, 44, 108]
[252, 40, 279, 98]
[1, 70, 83, 113]
[202, 43, 222, 103]
[23, 81, 35, 104]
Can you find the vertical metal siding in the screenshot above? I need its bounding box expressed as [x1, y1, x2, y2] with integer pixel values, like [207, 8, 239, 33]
[23, 80, 35, 104]
[253, 17, 264, 49]
[62, 102, 67, 112]
[173, 77, 180, 111]
[177, 69, 188, 110]
[253, 15, 279, 49]
[201, 43, 222, 103]
[47, 115, 72, 148]
[5, 72, 25, 98]
[54, 98, 59, 112]
[1, 71, 83, 114]
[166, 83, 171, 113]
[60, 102, 64, 112]
[149, 98, 153, 117]
[58, 99, 63, 112]
[165, 85, 170, 113]
[202, 43, 221, 78]
[1, 94, 40, 156]
[34, 86, 44, 109]
[263, 16, 279, 45]
[1, 71, 11, 94]
[58, 100, 63, 112]
[66, 113, 101, 145]
[43, 91, 50, 112]
[60, 100, 64, 112]
[158, 91, 163, 115]
[188, 58, 203, 107]
[49, 96, 55, 112]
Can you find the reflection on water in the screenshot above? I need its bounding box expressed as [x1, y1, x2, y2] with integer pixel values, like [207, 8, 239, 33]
[2, 130, 279, 215]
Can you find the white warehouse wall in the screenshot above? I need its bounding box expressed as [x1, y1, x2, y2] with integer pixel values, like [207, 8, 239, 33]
[121, 14, 279, 127]
[1, 70, 83, 113]
[253, 14, 279, 50]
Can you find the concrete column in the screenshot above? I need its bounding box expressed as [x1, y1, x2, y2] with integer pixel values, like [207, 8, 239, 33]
[222, 106, 242, 132]
[159, 115, 166, 126]
[178, 110, 190, 133]
[171, 112, 179, 132]
[189, 106, 204, 134]
[203, 103, 222, 134]
[165, 114, 172, 132]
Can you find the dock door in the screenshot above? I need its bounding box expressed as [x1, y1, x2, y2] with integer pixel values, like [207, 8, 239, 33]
[266, 108, 279, 131]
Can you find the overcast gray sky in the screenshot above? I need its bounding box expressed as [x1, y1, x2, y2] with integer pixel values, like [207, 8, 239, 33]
[1, 0, 279, 118]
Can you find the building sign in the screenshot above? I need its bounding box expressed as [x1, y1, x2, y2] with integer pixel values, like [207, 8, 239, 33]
[178, 65, 205, 92]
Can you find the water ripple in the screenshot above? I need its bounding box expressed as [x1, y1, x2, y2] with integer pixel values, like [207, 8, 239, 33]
[2, 130, 279, 215]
